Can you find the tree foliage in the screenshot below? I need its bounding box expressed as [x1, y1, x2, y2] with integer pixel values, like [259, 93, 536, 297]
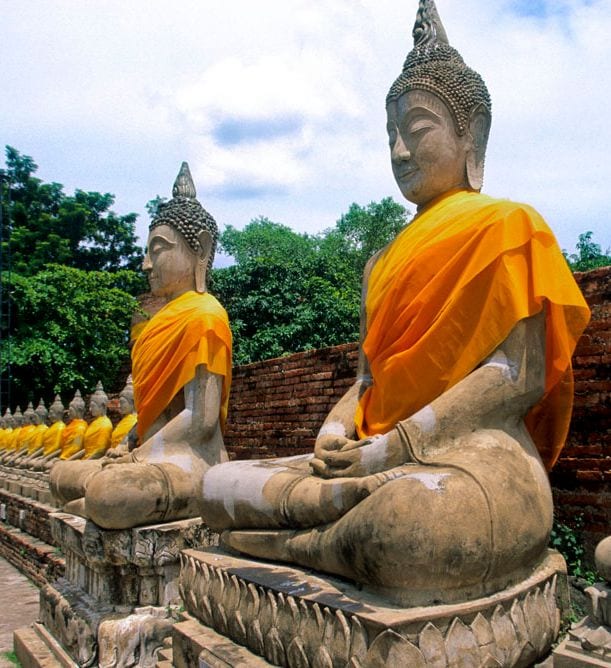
[564, 231, 611, 272]
[1, 146, 146, 278]
[212, 200, 411, 365]
[1, 265, 142, 407]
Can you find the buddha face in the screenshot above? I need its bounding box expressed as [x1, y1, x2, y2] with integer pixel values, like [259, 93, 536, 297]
[119, 392, 134, 416]
[90, 395, 106, 417]
[143, 224, 198, 300]
[68, 402, 84, 420]
[49, 404, 64, 423]
[386, 89, 470, 208]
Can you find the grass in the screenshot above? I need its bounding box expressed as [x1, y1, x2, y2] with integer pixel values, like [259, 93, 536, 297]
[1, 650, 21, 666]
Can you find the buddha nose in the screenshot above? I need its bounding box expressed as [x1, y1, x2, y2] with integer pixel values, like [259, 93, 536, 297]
[142, 253, 152, 272]
[391, 137, 410, 164]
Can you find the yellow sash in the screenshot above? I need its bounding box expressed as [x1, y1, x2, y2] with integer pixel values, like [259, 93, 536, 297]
[59, 419, 87, 459]
[15, 424, 35, 453]
[132, 291, 232, 441]
[356, 190, 590, 469]
[83, 415, 112, 458]
[42, 421, 66, 456]
[111, 413, 137, 448]
[27, 424, 48, 454]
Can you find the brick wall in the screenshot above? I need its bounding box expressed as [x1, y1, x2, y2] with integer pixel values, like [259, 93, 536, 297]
[550, 267, 611, 558]
[224, 266, 611, 561]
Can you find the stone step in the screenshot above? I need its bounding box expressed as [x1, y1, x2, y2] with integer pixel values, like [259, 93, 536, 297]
[13, 622, 76, 668]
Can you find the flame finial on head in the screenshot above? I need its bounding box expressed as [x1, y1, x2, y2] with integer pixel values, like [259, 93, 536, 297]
[172, 162, 197, 199]
[412, 0, 448, 48]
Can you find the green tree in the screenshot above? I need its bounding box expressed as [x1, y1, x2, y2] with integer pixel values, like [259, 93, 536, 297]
[564, 231, 611, 271]
[0, 265, 142, 407]
[212, 200, 411, 364]
[1, 146, 145, 277]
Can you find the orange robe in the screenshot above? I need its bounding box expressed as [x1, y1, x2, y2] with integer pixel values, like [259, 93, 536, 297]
[355, 190, 590, 470]
[27, 424, 48, 454]
[110, 413, 137, 449]
[42, 421, 66, 456]
[132, 291, 232, 442]
[83, 415, 113, 458]
[15, 424, 35, 453]
[59, 419, 87, 459]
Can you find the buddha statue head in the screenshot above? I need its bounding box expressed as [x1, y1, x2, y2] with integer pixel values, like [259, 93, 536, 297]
[33, 398, 48, 426]
[3, 408, 13, 429]
[89, 381, 108, 418]
[68, 390, 85, 421]
[23, 402, 35, 426]
[118, 375, 135, 416]
[143, 162, 218, 299]
[13, 406, 23, 427]
[386, 0, 491, 207]
[49, 395, 65, 424]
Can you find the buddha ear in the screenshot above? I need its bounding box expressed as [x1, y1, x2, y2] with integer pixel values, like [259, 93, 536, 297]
[465, 104, 491, 192]
[195, 229, 213, 293]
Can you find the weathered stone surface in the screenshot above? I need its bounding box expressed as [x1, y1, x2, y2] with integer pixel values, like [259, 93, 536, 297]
[178, 547, 567, 667]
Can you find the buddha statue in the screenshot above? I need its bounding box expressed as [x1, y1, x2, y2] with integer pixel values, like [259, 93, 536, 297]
[81, 381, 113, 459]
[14, 399, 48, 467]
[1, 405, 25, 463]
[10, 402, 37, 461]
[199, 0, 591, 606]
[58, 390, 87, 460]
[0, 409, 14, 456]
[30, 395, 66, 471]
[105, 375, 138, 457]
[50, 163, 232, 530]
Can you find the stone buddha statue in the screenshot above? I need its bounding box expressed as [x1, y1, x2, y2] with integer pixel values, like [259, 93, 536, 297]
[11, 402, 37, 461]
[0, 408, 14, 456]
[50, 163, 232, 530]
[14, 399, 48, 467]
[81, 381, 113, 459]
[105, 375, 138, 457]
[58, 390, 88, 460]
[2, 404, 29, 464]
[30, 395, 66, 471]
[199, 0, 590, 606]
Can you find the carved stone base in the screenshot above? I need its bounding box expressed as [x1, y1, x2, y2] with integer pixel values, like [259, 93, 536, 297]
[15, 514, 219, 667]
[178, 547, 569, 667]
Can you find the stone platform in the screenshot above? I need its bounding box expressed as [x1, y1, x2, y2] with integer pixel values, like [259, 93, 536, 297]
[176, 547, 569, 667]
[15, 513, 219, 667]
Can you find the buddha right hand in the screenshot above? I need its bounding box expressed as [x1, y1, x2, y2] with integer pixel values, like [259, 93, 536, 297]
[314, 433, 356, 461]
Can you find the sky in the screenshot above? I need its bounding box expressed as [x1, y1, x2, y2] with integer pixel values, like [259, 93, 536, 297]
[2, 0, 610, 266]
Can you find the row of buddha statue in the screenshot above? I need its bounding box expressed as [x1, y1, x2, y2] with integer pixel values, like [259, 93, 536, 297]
[35, 0, 592, 610]
[0, 379, 137, 472]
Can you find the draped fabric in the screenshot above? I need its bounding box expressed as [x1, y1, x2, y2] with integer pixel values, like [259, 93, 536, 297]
[15, 425, 35, 453]
[83, 415, 113, 458]
[131, 291, 232, 442]
[27, 424, 48, 454]
[59, 419, 87, 460]
[111, 413, 137, 449]
[42, 421, 65, 456]
[355, 190, 590, 469]
[0, 428, 11, 451]
[6, 427, 20, 452]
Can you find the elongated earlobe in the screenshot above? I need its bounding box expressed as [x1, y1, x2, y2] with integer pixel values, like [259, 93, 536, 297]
[466, 105, 491, 192]
[195, 230, 212, 293]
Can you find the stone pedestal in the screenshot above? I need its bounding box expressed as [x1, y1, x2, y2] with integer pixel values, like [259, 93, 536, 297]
[15, 513, 219, 667]
[175, 547, 568, 667]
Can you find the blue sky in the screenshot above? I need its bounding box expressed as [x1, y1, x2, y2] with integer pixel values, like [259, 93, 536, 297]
[2, 0, 610, 264]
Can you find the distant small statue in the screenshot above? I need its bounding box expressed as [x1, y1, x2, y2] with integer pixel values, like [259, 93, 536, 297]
[199, 0, 590, 605]
[13, 399, 48, 467]
[58, 390, 87, 460]
[105, 376, 137, 458]
[51, 163, 232, 529]
[30, 395, 66, 470]
[81, 381, 113, 459]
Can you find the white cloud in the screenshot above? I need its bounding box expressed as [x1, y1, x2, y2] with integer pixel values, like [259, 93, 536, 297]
[1, 0, 610, 255]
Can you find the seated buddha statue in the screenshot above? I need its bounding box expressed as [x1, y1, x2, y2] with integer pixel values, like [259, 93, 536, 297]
[1, 405, 28, 465]
[105, 375, 138, 457]
[199, 0, 591, 606]
[0, 409, 12, 454]
[14, 399, 48, 467]
[50, 163, 232, 530]
[29, 395, 66, 471]
[9, 402, 36, 461]
[58, 391, 88, 461]
[81, 382, 113, 459]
